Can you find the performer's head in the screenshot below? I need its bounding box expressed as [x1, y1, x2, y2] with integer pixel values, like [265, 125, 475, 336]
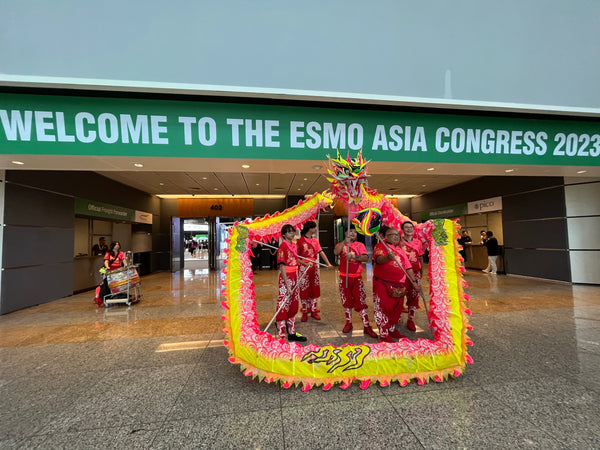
[344, 225, 357, 242]
[300, 220, 317, 237]
[401, 221, 414, 237]
[378, 225, 389, 239]
[384, 227, 400, 245]
[486, 231, 494, 237]
[281, 224, 295, 240]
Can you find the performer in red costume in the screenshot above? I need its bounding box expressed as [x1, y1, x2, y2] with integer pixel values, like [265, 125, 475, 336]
[334, 226, 378, 339]
[373, 226, 420, 342]
[276, 224, 307, 342]
[297, 221, 332, 322]
[400, 221, 426, 332]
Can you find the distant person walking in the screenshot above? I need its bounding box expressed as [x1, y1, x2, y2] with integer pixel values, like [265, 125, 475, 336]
[482, 231, 499, 275]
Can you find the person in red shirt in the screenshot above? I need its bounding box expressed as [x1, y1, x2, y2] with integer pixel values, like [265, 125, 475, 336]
[400, 221, 426, 332]
[334, 226, 378, 339]
[276, 224, 307, 342]
[104, 241, 126, 270]
[297, 221, 332, 322]
[93, 241, 126, 306]
[373, 226, 420, 343]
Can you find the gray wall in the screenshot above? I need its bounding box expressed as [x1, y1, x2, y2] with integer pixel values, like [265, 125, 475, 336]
[502, 185, 569, 281]
[160, 198, 179, 272]
[412, 176, 570, 282]
[7, 171, 158, 213]
[1, 183, 74, 314]
[1, 171, 171, 314]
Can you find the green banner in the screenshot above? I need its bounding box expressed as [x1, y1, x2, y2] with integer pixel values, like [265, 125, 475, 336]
[75, 198, 135, 221]
[421, 203, 468, 221]
[1, 92, 599, 166]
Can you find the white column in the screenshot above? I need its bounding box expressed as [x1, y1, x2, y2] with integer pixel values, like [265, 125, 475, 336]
[0, 170, 5, 310]
[565, 177, 600, 284]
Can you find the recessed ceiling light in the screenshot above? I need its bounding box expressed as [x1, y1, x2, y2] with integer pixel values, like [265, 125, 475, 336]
[577, 170, 587, 174]
[255, 183, 260, 186]
[422, 184, 426, 187]
[505, 169, 515, 173]
[202, 176, 208, 180]
[159, 183, 164, 186]
[427, 167, 435, 171]
[297, 188, 302, 191]
[213, 187, 218, 191]
[11, 160, 24, 165]
[241, 164, 250, 169]
[134, 163, 143, 168]
[303, 178, 308, 181]
[394, 179, 399, 182]
[313, 165, 322, 170]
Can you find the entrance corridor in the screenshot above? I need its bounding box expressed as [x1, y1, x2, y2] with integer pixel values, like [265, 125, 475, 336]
[1, 267, 599, 448]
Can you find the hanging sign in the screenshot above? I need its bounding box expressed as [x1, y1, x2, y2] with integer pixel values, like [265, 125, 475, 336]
[468, 196, 503, 214]
[135, 210, 153, 224]
[421, 203, 468, 221]
[177, 198, 254, 217]
[1, 92, 599, 166]
[75, 198, 134, 221]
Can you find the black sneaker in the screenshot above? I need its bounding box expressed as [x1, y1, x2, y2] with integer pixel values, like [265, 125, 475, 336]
[288, 333, 307, 342]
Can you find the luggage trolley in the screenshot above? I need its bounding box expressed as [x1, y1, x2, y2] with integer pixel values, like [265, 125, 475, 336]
[103, 265, 142, 307]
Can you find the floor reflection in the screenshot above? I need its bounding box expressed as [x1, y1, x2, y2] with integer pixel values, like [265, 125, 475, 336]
[2, 263, 599, 448]
[1, 265, 599, 349]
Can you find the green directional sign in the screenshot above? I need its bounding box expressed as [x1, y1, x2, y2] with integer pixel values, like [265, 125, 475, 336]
[421, 203, 468, 221]
[1, 92, 599, 166]
[75, 198, 135, 221]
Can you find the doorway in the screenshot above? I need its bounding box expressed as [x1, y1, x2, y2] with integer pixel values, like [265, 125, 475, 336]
[183, 218, 210, 271]
[176, 216, 251, 272]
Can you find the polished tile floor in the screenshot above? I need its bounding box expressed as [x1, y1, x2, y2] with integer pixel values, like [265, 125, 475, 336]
[1, 257, 599, 449]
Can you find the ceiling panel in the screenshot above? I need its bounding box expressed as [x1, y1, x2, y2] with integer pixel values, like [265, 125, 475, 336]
[242, 173, 270, 195]
[97, 170, 480, 196]
[5, 147, 597, 198]
[269, 173, 293, 195]
[213, 173, 247, 195]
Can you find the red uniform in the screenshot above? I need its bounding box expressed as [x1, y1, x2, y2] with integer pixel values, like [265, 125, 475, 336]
[338, 241, 368, 311]
[373, 241, 413, 339]
[297, 236, 322, 302]
[401, 238, 424, 308]
[276, 240, 299, 323]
